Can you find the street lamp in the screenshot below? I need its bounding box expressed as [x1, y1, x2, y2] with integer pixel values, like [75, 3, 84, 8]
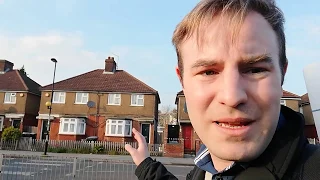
[44, 58, 57, 155]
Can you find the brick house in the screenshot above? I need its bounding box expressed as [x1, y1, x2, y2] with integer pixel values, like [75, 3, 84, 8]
[0, 60, 41, 137]
[174, 89, 303, 154]
[36, 57, 160, 144]
[299, 93, 317, 138]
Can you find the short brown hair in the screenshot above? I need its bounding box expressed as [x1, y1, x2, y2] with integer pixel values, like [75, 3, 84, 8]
[172, 0, 288, 84]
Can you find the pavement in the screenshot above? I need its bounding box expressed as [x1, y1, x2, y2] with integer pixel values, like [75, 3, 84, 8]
[0, 150, 195, 166]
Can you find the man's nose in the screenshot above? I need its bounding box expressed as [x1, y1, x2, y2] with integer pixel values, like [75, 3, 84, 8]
[216, 69, 248, 108]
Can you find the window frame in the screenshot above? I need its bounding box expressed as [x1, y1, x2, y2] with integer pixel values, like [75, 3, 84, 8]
[4, 92, 16, 104]
[59, 118, 86, 135]
[130, 94, 144, 106]
[53, 92, 66, 104]
[75, 92, 89, 104]
[108, 94, 121, 105]
[105, 119, 132, 137]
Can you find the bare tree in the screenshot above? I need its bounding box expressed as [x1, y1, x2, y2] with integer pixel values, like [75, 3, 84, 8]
[158, 105, 177, 126]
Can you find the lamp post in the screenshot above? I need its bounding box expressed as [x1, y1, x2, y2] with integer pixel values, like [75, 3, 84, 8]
[44, 58, 57, 155]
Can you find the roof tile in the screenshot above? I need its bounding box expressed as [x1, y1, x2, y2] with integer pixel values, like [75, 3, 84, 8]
[41, 69, 158, 94]
[0, 70, 41, 95]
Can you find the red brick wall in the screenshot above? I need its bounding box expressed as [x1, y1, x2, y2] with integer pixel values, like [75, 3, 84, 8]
[2, 118, 12, 130]
[58, 134, 86, 141]
[163, 124, 184, 158]
[48, 118, 60, 140]
[36, 119, 43, 139]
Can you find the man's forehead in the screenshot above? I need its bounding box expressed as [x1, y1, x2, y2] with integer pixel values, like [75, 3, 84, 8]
[180, 12, 278, 62]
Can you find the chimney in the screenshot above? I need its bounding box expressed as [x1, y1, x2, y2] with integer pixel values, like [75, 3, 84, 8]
[0, 60, 14, 74]
[104, 56, 117, 74]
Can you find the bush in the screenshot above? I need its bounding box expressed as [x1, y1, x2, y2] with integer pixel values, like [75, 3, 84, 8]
[93, 145, 105, 154]
[1, 127, 22, 141]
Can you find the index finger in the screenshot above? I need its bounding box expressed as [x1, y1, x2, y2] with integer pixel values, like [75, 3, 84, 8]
[132, 128, 147, 147]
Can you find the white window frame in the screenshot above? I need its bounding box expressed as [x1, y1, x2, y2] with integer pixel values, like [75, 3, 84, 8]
[105, 119, 132, 137]
[53, 92, 66, 104]
[0, 116, 4, 131]
[75, 92, 89, 104]
[280, 99, 286, 106]
[131, 94, 144, 106]
[4, 92, 16, 104]
[59, 118, 86, 135]
[108, 94, 121, 105]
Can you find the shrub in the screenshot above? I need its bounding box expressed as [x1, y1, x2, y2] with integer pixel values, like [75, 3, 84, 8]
[1, 127, 22, 141]
[93, 145, 105, 154]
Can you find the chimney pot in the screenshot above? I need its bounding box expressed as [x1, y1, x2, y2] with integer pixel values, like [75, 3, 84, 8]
[104, 57, 117, 73]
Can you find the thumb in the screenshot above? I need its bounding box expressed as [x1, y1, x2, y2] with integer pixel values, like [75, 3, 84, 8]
[125, 144, 136, 156]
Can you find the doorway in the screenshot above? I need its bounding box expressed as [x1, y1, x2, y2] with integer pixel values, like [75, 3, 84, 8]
[141, 123, 150, 143]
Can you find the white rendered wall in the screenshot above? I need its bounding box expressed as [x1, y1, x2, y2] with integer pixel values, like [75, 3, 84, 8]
[303, 62, 320, 138]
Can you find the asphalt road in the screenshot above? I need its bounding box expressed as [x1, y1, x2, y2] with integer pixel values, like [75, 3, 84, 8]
[0, 157, 193, 180]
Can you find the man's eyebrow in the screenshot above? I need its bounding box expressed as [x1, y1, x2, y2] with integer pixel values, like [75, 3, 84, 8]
[191, 58, 219, 69]
[241, 54, 273, 65]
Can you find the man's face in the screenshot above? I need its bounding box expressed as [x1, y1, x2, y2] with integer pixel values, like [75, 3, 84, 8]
[176, 12, 284, 163]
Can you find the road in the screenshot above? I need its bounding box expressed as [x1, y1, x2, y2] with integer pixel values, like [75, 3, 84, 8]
[0, 157, 193, 180]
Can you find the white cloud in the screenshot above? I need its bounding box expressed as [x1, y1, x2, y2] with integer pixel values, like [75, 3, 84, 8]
[0, 31, 180, 106]
[0, 31, 105, 86]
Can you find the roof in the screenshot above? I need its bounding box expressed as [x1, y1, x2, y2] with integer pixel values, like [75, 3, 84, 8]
[282, 90, 300, 98]
[41, 69, 160, 103]
[0, 70, 41, 95]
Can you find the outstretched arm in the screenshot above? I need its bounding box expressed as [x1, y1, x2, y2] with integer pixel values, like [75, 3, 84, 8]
[125, 128, 178, 180]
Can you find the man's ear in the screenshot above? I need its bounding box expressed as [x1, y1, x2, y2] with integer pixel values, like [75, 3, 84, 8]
[175, 66, 183, 87]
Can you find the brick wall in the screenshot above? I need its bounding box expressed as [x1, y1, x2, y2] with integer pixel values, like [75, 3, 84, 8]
[163, 124, 184, 158]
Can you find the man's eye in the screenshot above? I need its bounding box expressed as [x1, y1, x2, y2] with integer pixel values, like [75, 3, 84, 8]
[203, 70, 218, 75]
[245, 68, 267, 74]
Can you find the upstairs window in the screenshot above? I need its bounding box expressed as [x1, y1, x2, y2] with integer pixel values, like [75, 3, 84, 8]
[75, 93, 89, 104]
[131, 94, 144, 106]
[108, 94, 121, 105]
[53, 92, 66, 104]
[4, 92, 16, 104]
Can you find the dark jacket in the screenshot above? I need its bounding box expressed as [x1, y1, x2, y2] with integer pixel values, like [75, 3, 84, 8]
[134, 106, 320, 180]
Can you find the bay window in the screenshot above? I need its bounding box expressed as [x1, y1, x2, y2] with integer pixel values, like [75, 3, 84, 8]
[106, 119, 132, 137]
[59, 118, 86, 135]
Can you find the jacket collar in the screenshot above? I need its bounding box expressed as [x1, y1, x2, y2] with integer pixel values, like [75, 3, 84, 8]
[192, 106, 307, 180]
[235, 105, 307, 179]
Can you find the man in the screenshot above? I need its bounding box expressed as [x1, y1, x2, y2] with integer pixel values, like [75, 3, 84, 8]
[125, 0, 320, 179]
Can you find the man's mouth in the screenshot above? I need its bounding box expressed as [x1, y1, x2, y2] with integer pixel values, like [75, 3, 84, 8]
[215, 121, 252, 129]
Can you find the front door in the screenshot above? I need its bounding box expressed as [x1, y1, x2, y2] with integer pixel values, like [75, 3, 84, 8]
[41, 120, 48, 140]
[182, 125, 192, 151]
[12, 119, 21, 129]
[141, 124, 150, 143]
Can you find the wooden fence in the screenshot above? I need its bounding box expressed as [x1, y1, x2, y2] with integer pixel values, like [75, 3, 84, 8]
[0, 138, 163, 156]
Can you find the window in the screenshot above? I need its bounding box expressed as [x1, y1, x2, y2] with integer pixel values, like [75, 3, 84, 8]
[0, 116, 4, 131]
[59, 118, 86, 135]
[280, 99, 286, 106]
[53, 92, 66, 103]
[75, 93, 89, 104]
[106, 119, 132, 137]
[108, 94, 121, 105]
[131, 94, 144, 106]
[4, 92, 16, 104]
